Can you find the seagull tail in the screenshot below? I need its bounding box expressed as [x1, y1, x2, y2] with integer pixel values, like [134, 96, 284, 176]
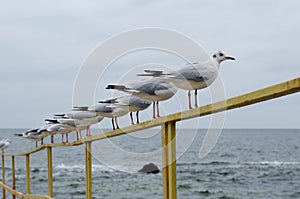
[14, 133, 23, 137]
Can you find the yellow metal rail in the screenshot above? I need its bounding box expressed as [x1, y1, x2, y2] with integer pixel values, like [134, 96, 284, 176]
[1, 77, 300, 199]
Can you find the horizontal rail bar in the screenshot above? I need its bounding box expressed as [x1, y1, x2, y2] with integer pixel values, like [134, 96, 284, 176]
[3, 77, 300, 157]
[0, 182, 51, 199]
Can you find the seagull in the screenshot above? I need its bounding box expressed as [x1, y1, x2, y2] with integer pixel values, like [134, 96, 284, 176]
[99, 95, 152, 125]
[54, 108, 103, 138]
[0, 139, 12, 154]
[15, 128, 48, 147]
[45, 119, 76, 142]
[89, 100, 129, 130]
[137, 51, 235, 109]
[106, 78, 177, 118]
[39, 122, 74, 143]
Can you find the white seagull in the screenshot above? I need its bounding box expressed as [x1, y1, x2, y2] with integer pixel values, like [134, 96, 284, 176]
[99, 95, 152, 125]
[138, 51, 235, 109]
[54, 108, 103, 138]
[0, 139, 12, 154]
[45, 118, 77, 142]
[39, 122, 74, 143]
[89, 100, 129, 130]
[15, 128, 48, 147]
[106, 78, 177, 118]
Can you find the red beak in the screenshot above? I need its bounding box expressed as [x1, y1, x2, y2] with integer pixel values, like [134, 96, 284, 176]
[225, 56, 235, 60]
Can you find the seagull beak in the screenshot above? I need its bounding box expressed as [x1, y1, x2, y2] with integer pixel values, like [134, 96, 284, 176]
[225, 56, 235, 60]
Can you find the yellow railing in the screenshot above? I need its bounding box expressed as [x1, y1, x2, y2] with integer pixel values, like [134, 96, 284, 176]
[1, 77, 300, 199]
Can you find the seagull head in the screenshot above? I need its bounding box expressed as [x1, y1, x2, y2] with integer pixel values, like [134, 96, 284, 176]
[212, 51, 235, 64]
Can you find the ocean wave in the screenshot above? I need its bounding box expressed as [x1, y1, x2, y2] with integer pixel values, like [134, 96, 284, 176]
[178, 161, 231, 166]
[178, 161, 300, 169]
[244, 161, 300, 166]
[54, 164, 115, 172]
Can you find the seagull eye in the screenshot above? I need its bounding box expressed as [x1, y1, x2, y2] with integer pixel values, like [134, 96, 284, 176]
[213, 54, 216, 58]
[219, 53, 224, 56]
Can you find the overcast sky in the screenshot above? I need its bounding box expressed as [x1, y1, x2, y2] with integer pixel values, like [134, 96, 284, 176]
[1, 0, 300, 129]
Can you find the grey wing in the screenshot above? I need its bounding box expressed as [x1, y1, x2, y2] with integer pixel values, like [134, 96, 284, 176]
[91, 103, 113, 113]
[0, 143, 5, 148]
[175, 65, 207, 82]
[26, 128, 39, 134]
[129, 96, 152, 108]
[38, 126, 48, 133]
[135, 79, 171, 95]
[47, 124, 63, 132]
[57, 119, 76, 127]
[72, 111, 97, 119]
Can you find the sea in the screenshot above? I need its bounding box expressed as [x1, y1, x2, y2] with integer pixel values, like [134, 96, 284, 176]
[1, 129, 300, 199]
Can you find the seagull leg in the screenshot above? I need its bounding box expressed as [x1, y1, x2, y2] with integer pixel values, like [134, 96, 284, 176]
[152, 102, 156, 119]
[87, 126, 91, 136]
[2, 149, 4, 155]
[61, 134, 64, 143]
[51, 135, 54, 143]
[156, 101, 160, 117]
[136, 111, 140, 124]
[194, 89, 198, 108]
[188, 90, 192, 109]
[130, 112, 134, 125]
[76, 130, 79, 140]
[41, 138, 44, 145]
[112, 118, 116, 130]
[66, 134, 69, 143]
[35, 141, 38, 148]
[115, 117, 120, 129]
[79, 130, 82, 139]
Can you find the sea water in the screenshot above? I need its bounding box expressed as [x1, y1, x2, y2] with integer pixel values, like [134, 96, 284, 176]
[1, 129, 300, 199]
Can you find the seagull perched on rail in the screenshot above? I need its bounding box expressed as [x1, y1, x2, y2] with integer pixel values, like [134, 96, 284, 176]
[99, 95, 152, 125]
[89, 100, 129, 130]
[39, 122, 74, 143]
[137, 51, 235, 109]
[0, 139, 11, 154]
[15, 128, 47, 147]
[53, 107, 103, 138]
[45, 118, 77, 142]
[106, 78, 177, 118]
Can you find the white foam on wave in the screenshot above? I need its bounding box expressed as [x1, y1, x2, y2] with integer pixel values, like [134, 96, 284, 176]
[54, 164, 115, 172]
[246, 161, 300, 166]
[54, 163, 152, 173]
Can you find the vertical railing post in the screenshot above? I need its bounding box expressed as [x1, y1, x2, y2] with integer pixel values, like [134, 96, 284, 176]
[85, 142, 92, 199]
[12, 156, 16, 199]
[47, 147, 53, 198]
[161, 123, 169, 199]
[2, 154, 6, 199]
[26, 154, 30, 194]
[161, 121, 177, 199]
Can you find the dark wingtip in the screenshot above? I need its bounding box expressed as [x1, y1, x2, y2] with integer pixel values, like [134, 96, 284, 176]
[106, 85, 115, 89]
[54, 113, 65, 117]
[98, 98, 117, 104]
[45, 119, 58, 123]
[106, 85, 127, 90]
[137, 74, 152, 76]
